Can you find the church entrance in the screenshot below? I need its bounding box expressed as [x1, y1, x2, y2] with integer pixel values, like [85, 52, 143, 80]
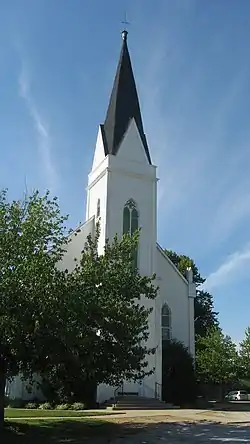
[121, 380, 140, 396]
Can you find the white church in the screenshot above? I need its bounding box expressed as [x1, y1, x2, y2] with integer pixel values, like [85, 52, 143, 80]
[6, 31, 196, 404]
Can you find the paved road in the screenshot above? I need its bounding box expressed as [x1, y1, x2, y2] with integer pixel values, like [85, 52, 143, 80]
[111, 420, 250, 443]
[104, 410, 250, 443]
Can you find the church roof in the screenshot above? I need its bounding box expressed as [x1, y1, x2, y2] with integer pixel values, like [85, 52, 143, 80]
[101, 30, 151, 164]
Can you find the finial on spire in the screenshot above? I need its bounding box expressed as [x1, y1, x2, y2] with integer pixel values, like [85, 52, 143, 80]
[122, 29, 128, 41]
[121, 11, 129, 41]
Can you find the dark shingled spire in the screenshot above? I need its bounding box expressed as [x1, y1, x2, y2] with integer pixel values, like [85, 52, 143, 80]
[101, 31, 151, 164]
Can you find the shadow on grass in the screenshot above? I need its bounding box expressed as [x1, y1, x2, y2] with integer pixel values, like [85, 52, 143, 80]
[1, 418, 144, 444]
[2, 417, 250, 443]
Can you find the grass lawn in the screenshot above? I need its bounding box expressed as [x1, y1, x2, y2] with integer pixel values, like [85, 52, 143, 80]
[2, 418, 143, 443]
[5, 408, 116, 418]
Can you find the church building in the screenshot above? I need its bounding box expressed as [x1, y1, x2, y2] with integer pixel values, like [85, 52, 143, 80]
[6, 30, 196, 404]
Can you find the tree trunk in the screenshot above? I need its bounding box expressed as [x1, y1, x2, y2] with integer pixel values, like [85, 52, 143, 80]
[77, 379, 97, 408]
[0, 366, 6, 429]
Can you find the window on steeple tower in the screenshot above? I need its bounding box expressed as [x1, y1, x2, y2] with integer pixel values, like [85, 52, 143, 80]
[123, 199, 139, 268]
[123, 199, 138, 235]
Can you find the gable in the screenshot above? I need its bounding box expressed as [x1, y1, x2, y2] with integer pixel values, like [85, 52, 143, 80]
[116, 118, 150, 164]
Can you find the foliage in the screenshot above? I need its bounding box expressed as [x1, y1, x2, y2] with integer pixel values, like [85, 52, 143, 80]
[38, 402, 53, 410]
[5, 398, 26, 408]
[239, 327, 250, 379]
[164, 250, 204, 285]
[41, 226, 158, 405]
[56, 403, 71, 410]
[196, 328, 239, 385]
[194, 290, 220, 338]
[71, 402, 86, 410]
[165, 250, 219, 337]
[0, 188, 157, 418]
[162, 339, 196, 405]
[0, 189, 68, 425]
[25, 402, 39, 409]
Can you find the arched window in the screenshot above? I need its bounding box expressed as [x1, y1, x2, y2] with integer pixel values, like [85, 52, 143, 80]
[123, 199, 139, 267]
[162, 304, 171, 342]
[123, 199, 138, 235]
[96, 199, 100, 218]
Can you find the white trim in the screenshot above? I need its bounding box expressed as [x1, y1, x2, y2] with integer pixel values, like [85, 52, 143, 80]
[90, 147, 108, 175]
[156, 243, 188, 285]
[108, 167, 157, 182]
[87, 169, 108, 191]
[67, 215, 95, 240]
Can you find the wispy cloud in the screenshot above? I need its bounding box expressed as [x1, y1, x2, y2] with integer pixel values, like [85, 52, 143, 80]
[209, 182, 250, 246]
[135, 16, 250, 253]
[202, 243, 250, 291]
[18, 61, 58, 191]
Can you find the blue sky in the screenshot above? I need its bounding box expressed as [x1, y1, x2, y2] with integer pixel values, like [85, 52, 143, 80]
[1, 0, 250, 344]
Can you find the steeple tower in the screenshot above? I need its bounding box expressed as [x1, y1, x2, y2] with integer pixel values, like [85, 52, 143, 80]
[87, 31, 157, 272]
[100, 31, 151, 164]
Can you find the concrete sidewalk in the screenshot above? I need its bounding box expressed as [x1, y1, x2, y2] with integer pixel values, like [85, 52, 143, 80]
[8, 409, 250, 424]
[89, 408, 250, 423]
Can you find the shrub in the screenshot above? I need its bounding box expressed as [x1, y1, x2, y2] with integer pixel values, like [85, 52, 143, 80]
[25, 402, 39, 409]
[7, 398, 26, 408]
[71, 402, 86, 410]
[38, 402, 53, 410]
[56, 403, 71, 410]
[162, 339, 197, 405]
[40, 375, 97, 408]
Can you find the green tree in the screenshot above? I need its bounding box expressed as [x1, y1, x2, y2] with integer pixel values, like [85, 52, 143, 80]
[165, 250, 204, 285]
[0, 189, 158, 423]
[41, 227, 158, 405]
[239, 327, 250, 379]
[0, 189, 68, 427]
[195, 290, 220, 338]
[196, 328, 239, 388]
[165, 250, 219, 336]
[162, 339, 196, 405]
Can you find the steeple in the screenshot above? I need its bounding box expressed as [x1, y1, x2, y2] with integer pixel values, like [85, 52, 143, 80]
[101, 31, 151, 164]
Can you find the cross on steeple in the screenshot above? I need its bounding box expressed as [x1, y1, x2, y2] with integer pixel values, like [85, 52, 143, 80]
[121, 11, 130, 41]
[121, 11, 130, 30]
